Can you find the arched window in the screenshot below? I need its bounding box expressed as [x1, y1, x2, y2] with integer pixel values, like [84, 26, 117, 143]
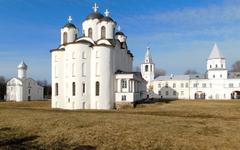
[55, 83, 58, 96]
[221, 64, 223, 68]
[101, 26, 106, 39]
[72, 82, 76, 96]
[96, 81, 100, 96]
[215, 64, 218, 68]
[88, 28, 92, 38]
[63, 32, 68, 44]
[145, 65, 149, 72]
[210, 65, 212, 68]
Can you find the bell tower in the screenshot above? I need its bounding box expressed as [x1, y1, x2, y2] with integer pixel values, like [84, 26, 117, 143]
[141, 47, 155, 89]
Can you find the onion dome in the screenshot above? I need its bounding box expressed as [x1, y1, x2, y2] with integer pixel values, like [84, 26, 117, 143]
[18, 61, 27, 69]
[85, 12, 104, 20]
[101, 16, 114, 22]
[115, 32, 125, 36]
[62, 16, 76, 29]
[63, 23, 76, 28]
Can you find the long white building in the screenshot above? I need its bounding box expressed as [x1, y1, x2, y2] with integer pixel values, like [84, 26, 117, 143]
[51, 4, 147, 110]
[6, 61, 43, 102]
[143, 43, 240, 100]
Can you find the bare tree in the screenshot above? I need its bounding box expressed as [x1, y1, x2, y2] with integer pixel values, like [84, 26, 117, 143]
[155, 68, 166, 77]
[231, 60, 240, 72]
[184, 69, 198, 75]
[0, 76, 6, 100]
[37, 80, 52, 99]
[133, 66, 141, 72]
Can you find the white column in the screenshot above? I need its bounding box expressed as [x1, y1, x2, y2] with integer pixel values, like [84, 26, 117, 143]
[129, 80, 132, 93]
[127, 79, 130, 92]
[117, 79, 121, 92]
[132, 80, 135, 93]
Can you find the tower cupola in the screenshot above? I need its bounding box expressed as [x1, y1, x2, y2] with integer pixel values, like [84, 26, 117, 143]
[18, 61, 27, 79]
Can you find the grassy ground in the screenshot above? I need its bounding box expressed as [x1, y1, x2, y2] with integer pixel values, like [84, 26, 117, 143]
[0, 100, 240, 150]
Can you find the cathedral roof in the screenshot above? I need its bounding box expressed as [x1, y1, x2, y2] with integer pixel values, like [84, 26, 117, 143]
[85, 12, 104, 20]
[18, 61, 27, 69]
[63, 23, 76, 29]
[208, 43, 224, 59]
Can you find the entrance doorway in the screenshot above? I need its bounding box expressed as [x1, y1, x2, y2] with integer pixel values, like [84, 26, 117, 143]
[194, 91, 206, 99]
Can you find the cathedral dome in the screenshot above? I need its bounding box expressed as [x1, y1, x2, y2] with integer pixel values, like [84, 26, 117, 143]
[85, 12, 104, 20]
[18, 61, 27, 70]
[63, 23, 76, 29]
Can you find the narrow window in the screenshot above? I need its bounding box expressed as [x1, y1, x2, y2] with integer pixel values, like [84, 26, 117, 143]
[121, 79, 127, 88]
[185, 83, 188, 88]
[213, 75, 215, 78]
[158, 91, 161, 95]
[88, 28, 92, 38]
[101, 26, 106, 39]
[82, 83, 86, 94]
[215, 64, 218, 68]
[28, 89, 31, 94]
[221, 64, 223, 68]
[96, 81, 100, 96]
[96, 62, 99, 76]
[75, 34, 77, 39]
[173, 91, 176, 95]
[181, 83, 184, 88]
[173, 83, 176, 88]
[72, 63, 75, 76]
[166, 91, 169, 95]
[145, 65, 149, 72]
[210, 65, 212, 68]
[82, 51, 86, 59]
[72, 82, 76, 96]
[82, 63, 86, 76]
[55, 83, 58, 96]
[63, 32, 68, 44]
[122, 95, 126, 101]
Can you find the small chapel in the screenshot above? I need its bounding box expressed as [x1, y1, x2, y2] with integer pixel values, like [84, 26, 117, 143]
[51, 3, 147, 110]
[6, 61, 43, 102]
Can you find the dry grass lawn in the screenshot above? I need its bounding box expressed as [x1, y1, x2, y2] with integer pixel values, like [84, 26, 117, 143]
[1, 100, 240, 150]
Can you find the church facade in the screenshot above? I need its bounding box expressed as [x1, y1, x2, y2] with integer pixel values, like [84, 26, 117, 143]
[6, 61, 43, 102]
[51, 4, 147, 110]
[143, 43, 240, 100]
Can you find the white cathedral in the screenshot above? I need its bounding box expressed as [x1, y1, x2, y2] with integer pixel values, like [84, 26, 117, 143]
[6, 61, 44, 102]
[141, 43, 240, 100]
[51, 4, 147, 110]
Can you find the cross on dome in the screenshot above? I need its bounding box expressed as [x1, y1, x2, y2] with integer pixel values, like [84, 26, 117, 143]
[104, 9, 110, 17]
[68, 16, 72, 23]
[92, 3, 99, 12]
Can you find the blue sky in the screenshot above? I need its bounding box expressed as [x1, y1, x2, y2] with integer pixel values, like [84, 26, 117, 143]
[1, 0, 240, 82]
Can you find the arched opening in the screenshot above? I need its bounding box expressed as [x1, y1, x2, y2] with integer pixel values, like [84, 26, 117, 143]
[63, 32, 68, 44]
[194, 91, 205, 99]
[145, 65, 149, 72]
[231, 91, 240, 99]
[72, 82, 76, 96]
[101, 26, 106, 39]
[82, 63, 86, 76]
[96, 81, 100, 96]
[88, 28, 93, 38]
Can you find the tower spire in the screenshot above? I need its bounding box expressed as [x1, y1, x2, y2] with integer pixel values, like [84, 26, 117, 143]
[145, 47, 152, 63]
